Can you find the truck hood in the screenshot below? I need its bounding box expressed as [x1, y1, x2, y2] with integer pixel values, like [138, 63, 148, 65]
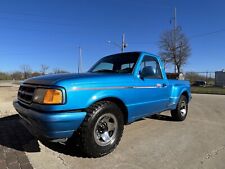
[24, 73, 134, 86]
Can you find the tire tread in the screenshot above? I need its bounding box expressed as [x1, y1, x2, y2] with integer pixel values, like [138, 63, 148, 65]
[80, 101, 124, 157]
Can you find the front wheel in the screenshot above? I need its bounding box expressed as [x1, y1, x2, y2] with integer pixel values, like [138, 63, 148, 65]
[80, 101, 124, 157]
[171, 95, 188, 121]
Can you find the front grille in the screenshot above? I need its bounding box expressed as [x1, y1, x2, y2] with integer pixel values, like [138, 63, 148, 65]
[18, 85, 36, 104]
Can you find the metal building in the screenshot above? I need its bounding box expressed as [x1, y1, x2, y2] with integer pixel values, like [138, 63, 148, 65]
[215, 69, 225, 87]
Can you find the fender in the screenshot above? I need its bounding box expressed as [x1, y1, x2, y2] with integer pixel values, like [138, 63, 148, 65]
[86, 89, 127, 108]
[169, 84, 191, 109]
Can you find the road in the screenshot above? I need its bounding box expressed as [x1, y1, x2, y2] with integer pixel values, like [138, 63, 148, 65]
[26, 94, 225, 169]
[0, 87, 225, 169]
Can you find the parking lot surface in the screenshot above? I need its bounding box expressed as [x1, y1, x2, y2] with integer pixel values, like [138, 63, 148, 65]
[0, 86, 225, 169]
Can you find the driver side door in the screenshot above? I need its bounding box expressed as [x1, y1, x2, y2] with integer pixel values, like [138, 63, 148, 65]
[134, 55, 170, 117]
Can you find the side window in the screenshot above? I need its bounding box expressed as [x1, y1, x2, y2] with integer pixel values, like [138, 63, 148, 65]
[140, 56, 162, 79]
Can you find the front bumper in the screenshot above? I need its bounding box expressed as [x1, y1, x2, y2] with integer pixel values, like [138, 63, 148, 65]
[13, 100, 86, 141]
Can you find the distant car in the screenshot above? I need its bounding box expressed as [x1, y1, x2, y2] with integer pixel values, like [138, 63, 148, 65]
[192, 80, 206, 87]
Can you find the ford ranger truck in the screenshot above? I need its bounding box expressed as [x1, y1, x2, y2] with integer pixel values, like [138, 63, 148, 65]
[13, 52, 191, 157]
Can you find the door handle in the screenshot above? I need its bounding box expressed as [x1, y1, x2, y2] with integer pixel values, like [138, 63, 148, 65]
[162, 83, 167, 87]
[156, 83, 167, 88]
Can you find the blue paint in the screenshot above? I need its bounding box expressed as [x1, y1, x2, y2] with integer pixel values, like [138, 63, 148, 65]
[13, 52, 191, 140]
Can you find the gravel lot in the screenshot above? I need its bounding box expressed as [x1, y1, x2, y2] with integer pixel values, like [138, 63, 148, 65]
[0, 84, 225, 169]
[0, 83, 19, 118]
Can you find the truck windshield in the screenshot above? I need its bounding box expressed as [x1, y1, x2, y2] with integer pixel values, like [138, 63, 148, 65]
[89, 53, 139, 74]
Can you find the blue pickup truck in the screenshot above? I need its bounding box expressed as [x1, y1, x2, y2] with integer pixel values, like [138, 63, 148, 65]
[13, 52, 191, 157]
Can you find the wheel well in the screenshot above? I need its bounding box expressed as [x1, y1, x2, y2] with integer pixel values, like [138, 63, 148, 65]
[97, 97, 128, 124]
[181, 91, 189, 102]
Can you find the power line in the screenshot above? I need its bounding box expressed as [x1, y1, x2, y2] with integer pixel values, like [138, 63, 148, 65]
[124, 27, 225, 46]
[190, 28, 225, 39]
[0, 16, 76, 27]
[0, 25, 80, 36]
[0, 10, 77, 21]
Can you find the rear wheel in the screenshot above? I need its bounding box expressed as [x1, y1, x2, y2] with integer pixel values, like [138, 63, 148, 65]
[80, 101, 124, 157]
[171, 95, 188, 121]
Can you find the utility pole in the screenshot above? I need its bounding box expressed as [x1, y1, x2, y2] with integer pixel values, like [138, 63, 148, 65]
[173, 7, 177, 73]
[108, 33, 127, 53]
[173, 7, 177, 31]
[121, 33, 126, 52]
[78, 46, 82, 74]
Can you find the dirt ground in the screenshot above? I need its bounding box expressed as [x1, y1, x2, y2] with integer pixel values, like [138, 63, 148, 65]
[0, 83, 225, 169]
[0, 82, 19, 117]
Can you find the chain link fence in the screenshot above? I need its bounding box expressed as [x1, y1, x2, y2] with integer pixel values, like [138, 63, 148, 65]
[185, 71, 215, 86]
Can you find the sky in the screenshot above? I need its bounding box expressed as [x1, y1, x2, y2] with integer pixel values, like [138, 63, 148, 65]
[0, 0, 225, 73]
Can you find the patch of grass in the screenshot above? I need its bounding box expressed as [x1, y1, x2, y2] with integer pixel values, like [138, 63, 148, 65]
[191, 86, 225, 95]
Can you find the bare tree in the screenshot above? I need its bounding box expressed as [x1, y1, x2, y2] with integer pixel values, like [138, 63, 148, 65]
[159, 28, 191, 74]
[21, 65, 32, 79]
[40, 64, 49, 75]
[11, 71, 23, 80]
[53, 68, 68, 74]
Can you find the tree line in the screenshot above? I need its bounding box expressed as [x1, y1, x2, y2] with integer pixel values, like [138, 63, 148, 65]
[0, 64, 69, 80]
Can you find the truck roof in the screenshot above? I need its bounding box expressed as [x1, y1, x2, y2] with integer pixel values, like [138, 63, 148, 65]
[107, 51, 161, 60]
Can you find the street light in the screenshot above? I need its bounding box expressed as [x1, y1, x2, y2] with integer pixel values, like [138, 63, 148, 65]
[107, 33, 128, 52]
[107, 40, 121, 49]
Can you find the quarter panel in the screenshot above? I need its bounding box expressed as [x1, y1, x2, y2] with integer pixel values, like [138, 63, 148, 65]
[168, 80, 191, 109]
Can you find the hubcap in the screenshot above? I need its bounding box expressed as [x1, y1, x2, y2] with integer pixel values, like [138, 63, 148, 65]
[180, 101, 187, 116]
[94, 113, 118, 146]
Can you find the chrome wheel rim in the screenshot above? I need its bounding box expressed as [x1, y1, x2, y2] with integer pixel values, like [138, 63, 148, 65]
[94, 113, 118, 146]
[180, 101, 187, 116]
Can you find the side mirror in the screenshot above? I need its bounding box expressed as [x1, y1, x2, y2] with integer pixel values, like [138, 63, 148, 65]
[139, 70, 144, 79]
[139, 66, 155, 79]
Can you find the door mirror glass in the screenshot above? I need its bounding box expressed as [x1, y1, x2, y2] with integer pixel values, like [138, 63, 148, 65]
[140, 66, 156, 78]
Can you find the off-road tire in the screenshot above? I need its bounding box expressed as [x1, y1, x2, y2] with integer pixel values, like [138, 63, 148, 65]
[171, 95, 188, 121]
[80, 101, 124, 157]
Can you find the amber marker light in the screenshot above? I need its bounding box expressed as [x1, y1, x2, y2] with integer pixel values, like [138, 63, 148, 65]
[43, 89, 63, 104]
[33, 88, 63, 104]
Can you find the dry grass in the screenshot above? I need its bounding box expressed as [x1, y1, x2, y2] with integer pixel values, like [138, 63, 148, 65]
[191, 86, 225, 95]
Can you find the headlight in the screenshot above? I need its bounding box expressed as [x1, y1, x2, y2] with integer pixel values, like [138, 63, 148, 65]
[33, 88, 63, 104]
